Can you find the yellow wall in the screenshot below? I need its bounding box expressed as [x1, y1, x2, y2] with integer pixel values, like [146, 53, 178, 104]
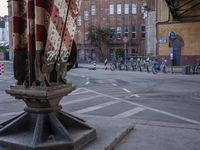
[156, 0, 170, 22]
[157, 22, 200, 56]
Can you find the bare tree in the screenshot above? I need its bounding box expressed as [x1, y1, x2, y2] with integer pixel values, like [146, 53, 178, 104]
[88, 26, 115, 62]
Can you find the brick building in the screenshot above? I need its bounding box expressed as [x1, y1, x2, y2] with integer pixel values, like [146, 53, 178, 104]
[75, 0, 155, 62]
[156, 0, 200, 65]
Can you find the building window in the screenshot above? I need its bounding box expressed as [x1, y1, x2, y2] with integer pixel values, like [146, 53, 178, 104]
[84, 32, 89, 41]
[131, 26, 136, 39]
[124, 26, 128, 37]
[117, 27, 122, 39]
[77, 16, 81, 26]
[91, 5, 96, 16]
[141, 26, 146, 39]
[124, 4, 129, 15]
[109, 28, 115, 39]
[117, 4, 121, 14]
[84, 10, 89, 21]
[109, 4, 114, 15]
[132, 4, 137, 14]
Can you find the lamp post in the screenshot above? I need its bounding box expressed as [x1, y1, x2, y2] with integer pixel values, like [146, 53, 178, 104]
[123, 36, 128, 71]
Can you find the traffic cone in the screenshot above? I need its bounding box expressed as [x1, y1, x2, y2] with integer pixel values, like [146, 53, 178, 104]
[93, 61, 96, 70]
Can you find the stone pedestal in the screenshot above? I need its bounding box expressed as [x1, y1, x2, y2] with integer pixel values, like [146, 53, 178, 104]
[0, 84, 96, 150]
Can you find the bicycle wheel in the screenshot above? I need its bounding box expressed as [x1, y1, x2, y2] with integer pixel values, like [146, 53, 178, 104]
[152, 67, 158, 74]
[195, 65, 200, 74]
[110, 64, 115, 71]
[162, 65, 167, 73]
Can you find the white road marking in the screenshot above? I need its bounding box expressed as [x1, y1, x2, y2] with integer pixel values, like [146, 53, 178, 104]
[0, 111, 23, 117]
[81, 88, 200, 125]
[112, 83, 117, 86]
[61, 95, 103, 105]
[85, 81, 90, 85]
[70, 90, 90, 95]
[127, 94, 141, 98]
[113, 107, 145, 118]
[73, 100, 119, 114]
[122, 88, 131, 93]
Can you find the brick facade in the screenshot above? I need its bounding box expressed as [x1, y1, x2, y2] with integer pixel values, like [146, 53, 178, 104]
[75, 0, 155, 62]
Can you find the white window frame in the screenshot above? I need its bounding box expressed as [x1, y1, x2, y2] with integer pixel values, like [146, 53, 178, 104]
[91, 5, 96, 16]
[124, 4, 129, 15]
[84, 10, 89, 21]
[117, 27, 122, 39]
[77, 16, 81, 26]
[131, 26, 136, 39]
[124, 26, 129, 37]
[117, 4, 122, 14]
[109, 4, 114, 15]
[132, 4, 137, 14]
[84, 32, 89, 41]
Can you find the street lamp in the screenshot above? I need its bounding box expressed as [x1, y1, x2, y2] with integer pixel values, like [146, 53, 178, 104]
[123, 36, 128, 71]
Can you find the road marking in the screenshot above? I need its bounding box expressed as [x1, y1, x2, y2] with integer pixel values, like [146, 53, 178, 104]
[81, 88, 200, 125]
[122, 88, 131, 93]
[70, 88, 89, 95]
[70, 90, 90, 95]
[85, 81, 90, 85]
[73, 100, 119, 114]
[0, 111, 23, 117]
[112, 83, 117, 86]
[113, 107, 145, 118]
[126, 94, 140, 98]
[61, 95, 103, 105]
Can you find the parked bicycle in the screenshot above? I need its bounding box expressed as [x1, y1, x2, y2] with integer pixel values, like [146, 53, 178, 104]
[192, 58, 200, 74]
[151, 57, 168, 74]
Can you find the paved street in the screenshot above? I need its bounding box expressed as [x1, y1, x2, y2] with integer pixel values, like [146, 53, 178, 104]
[0, 61, 200, 149]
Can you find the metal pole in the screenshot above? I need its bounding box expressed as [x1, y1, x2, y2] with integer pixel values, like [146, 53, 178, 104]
[124, 42, 127, 71]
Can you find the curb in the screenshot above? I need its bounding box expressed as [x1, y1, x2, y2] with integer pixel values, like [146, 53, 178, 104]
[105, 125, 134, 150]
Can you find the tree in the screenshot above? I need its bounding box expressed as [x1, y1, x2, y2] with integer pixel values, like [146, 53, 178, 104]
[88, 26, 115, 62]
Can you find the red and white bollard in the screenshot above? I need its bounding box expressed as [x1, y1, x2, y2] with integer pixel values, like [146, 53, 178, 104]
[92, 61, 96, 70]
[104, 58, 108, 70]
[0, 63, 5, 76]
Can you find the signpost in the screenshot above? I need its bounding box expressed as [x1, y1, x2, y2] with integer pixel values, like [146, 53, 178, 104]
[123, 37, 128, 71]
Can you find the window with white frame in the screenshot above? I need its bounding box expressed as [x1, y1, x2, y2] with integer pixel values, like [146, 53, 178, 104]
[124, 4, 129, 15]
[84, 32, 89, 41]
[117, 4, 121, 14]
[124, 26, 128, 37]
[141, 3, 147, 14]
[91, 5, 96, 16]
[132, 4, 137, 14]
[131, 26, 136, 39]
[84, 10, 89, 21]
[77, 16, 81, 26]
[109, 4, 114, 15]
[141, 26, 146, 39]
[117, 27, 122, 39]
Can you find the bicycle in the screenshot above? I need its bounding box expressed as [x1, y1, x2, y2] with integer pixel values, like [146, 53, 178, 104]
[192, 58, 200, 74]
[151, 57, 168, 74]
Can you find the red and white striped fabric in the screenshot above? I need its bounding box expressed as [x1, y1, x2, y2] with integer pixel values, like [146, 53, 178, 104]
[12, 0, 82, 63]
[0, 64, 5, 76]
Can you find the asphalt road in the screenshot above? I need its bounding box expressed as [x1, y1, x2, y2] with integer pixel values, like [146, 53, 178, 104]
[0, 61, 200, 126]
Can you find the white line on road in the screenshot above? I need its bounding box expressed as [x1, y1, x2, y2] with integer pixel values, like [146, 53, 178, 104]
[112, 83, 117, 86]
[113, 107, 145, 118]
[126, 94, 140, 98]
[61, 95, 103, 105]
[81, 88, 200, 125]
[70, 90, 90, 95]
[73, 100, 119, 114]
[85, 81, 90, 85]
[0, 111, 23, 117]
[122, 88, 131, 93]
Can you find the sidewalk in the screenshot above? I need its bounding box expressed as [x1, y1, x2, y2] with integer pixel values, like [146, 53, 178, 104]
[78, 63, 193, 74]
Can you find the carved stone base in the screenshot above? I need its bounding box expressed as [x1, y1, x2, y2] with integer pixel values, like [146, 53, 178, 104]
[0, 84, 96, 150]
